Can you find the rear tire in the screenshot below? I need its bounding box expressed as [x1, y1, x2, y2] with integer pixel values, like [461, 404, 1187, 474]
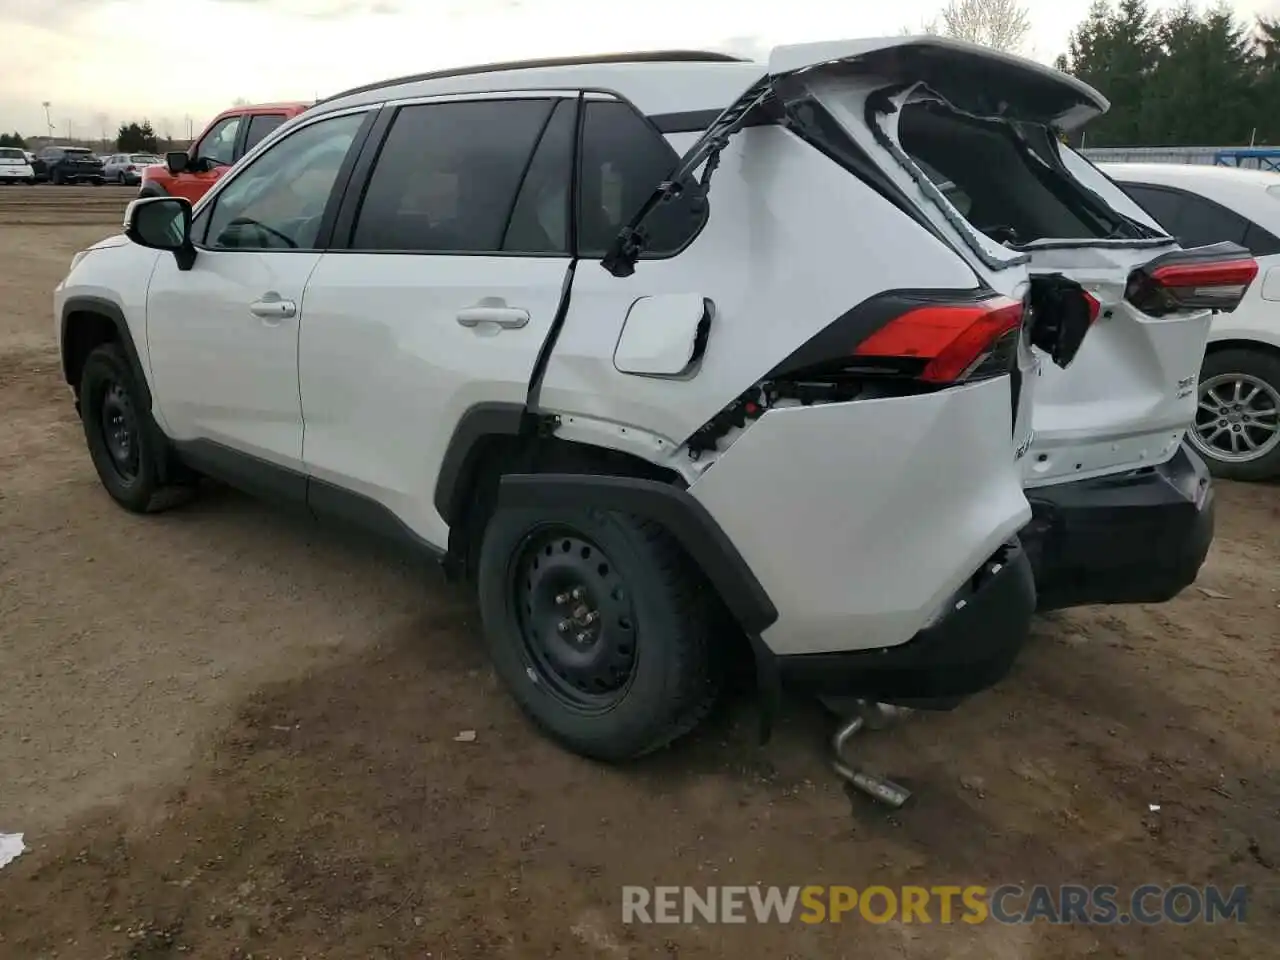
[79, 343, 193, 513]
[1189, 348, 1280, 481]
[477, 502, 720, 761]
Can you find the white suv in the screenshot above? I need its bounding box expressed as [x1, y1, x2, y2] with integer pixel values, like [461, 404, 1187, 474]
[54, 40, 1252, 760]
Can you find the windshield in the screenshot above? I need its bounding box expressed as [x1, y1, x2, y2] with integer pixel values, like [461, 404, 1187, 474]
[131, 155, 158, 163]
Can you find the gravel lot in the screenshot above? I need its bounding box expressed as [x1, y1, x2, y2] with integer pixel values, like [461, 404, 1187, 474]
[1, 186, 1277, 959]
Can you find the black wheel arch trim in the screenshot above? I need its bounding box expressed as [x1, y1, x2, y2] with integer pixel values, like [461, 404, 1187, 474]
[497, 472, 778, 636]
[433, 401, 528, 527]
[60, 295, 152, 410]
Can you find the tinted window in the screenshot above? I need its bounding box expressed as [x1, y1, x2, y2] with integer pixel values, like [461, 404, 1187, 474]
[203, 112, 364, 251]
[351, 99, 554, 253]
[576, 100, 700, 258]
[0, 148, 24, 160]
[1244, 221, 1280, 257]
[195, 115, 242, 166]
[244, 114, 287, 153]
[502, 99, 575, 254]
[1176, 193, 1249, 248]
[1119, 184, 1185, 235]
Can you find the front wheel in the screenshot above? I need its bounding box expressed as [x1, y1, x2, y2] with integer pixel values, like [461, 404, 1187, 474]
[477, 503, 720, 761]
[1189, 348, 1280, 481]
[79, 343, 191, 513]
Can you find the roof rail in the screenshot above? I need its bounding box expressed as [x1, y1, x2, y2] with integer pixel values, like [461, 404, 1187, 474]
[317, 50, 750, 105]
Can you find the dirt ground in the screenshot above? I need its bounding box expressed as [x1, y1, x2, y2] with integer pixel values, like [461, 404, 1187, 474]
[0, 186, 1277, 959]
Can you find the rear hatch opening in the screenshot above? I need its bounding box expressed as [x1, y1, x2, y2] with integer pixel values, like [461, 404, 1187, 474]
[892, 97, 1161, 255]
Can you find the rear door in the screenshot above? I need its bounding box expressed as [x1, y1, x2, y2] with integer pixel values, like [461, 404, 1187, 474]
[299, 94, 577, 547]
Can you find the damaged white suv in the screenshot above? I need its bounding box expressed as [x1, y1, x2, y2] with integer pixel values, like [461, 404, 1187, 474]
[54, 39, 1253, 761]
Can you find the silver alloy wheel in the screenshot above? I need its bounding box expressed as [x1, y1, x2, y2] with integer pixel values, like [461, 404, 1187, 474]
[1190, 372, 1280, 463]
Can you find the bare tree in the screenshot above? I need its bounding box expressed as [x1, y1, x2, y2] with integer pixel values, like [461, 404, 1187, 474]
[907, 0, 1031, 53]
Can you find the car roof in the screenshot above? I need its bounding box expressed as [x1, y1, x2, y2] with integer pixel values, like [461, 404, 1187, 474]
[314, 51, 761, 120]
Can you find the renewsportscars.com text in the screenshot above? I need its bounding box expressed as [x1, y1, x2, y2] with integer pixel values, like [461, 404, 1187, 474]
[621, 884, 1249, 925]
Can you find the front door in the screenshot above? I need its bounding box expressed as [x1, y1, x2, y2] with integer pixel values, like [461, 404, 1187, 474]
[145, 109, 370, 470]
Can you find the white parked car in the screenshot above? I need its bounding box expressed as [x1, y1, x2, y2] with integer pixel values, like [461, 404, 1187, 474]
[0, 146, 35, 183]
[1101, 162, 1280, 479]
[53, 40, 1250, 760]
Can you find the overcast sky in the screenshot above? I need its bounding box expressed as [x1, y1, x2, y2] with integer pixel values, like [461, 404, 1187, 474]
[2, 0, 1279, 140]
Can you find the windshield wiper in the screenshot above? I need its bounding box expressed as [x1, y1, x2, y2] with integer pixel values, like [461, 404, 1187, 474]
[601, 74, 774, 278]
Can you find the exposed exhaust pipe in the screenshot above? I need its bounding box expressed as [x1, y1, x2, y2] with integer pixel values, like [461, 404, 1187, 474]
[828, 701, 913, 809]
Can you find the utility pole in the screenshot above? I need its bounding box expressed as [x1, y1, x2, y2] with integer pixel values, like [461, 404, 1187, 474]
[42, 101, 53, 139]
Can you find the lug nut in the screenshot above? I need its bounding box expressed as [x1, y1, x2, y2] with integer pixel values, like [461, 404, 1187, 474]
[576, 632, 589, 643]
[582, 611, 598, 625]
[558, 620, 570, 633]
[571, 586, 586, 601]
[555, 592, 570, 606]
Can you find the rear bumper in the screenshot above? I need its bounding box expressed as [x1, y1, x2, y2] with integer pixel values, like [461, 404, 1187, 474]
[1023, 443, 1214, 611]
[775, 539, 1036, 705]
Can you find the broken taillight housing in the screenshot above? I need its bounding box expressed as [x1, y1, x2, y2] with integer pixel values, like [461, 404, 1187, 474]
[849, 296, 1024, 384]
[1126, 242, 1258, 316]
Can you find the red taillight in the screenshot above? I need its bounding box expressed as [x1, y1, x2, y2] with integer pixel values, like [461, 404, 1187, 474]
[1127, 244, 1258, 316]
[126, 165, 135, 172]
[1082, 290, 1101, 324]
[853, 297, 1023, 384]
[1150, 259, 1258, 288]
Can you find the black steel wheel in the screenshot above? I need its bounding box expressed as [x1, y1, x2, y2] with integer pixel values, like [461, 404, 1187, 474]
[513, 527, 639, 710]
[478, 502, 720, 761]
[98, 378, 141, 486]
[79, 342, 192, 513]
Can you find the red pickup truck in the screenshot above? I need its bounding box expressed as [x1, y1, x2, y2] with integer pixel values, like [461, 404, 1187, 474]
[139, 101, 310, 204]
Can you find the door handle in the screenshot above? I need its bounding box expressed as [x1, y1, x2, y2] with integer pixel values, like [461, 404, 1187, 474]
[456, 306, 529, 329]
[249, 293, 296, 320]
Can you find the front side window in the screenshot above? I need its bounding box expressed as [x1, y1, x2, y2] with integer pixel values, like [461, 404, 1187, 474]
[202, 111, 365, 251]
[350, 98, 556, 254]
[576, 100, 701, 258]
[195, 115, 243, 167]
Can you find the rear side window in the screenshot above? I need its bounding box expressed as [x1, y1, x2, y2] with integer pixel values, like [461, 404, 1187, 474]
[1175, 194, 1249, 248]
[351, 99, 555, 254]
[502, 99, 575, 254]
[244, 114, 287, 154]
[576, 100, 700, 258]
[1119, 182, 1280, 253]
[1119, 184, 1185, 234]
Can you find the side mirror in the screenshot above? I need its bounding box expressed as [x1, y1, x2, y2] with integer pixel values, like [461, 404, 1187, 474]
[124, 196, 196, 271]
[165, 151, 189, 175]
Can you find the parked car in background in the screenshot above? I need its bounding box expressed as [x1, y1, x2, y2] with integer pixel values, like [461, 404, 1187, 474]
[0, 146, 35, 184]
[37, 146, 105, 185]
[54, 41, 1250, 761]
[103, 153, 161, 185]
[139, 101, 309, 203]
[1103, 162, 1280, 480]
